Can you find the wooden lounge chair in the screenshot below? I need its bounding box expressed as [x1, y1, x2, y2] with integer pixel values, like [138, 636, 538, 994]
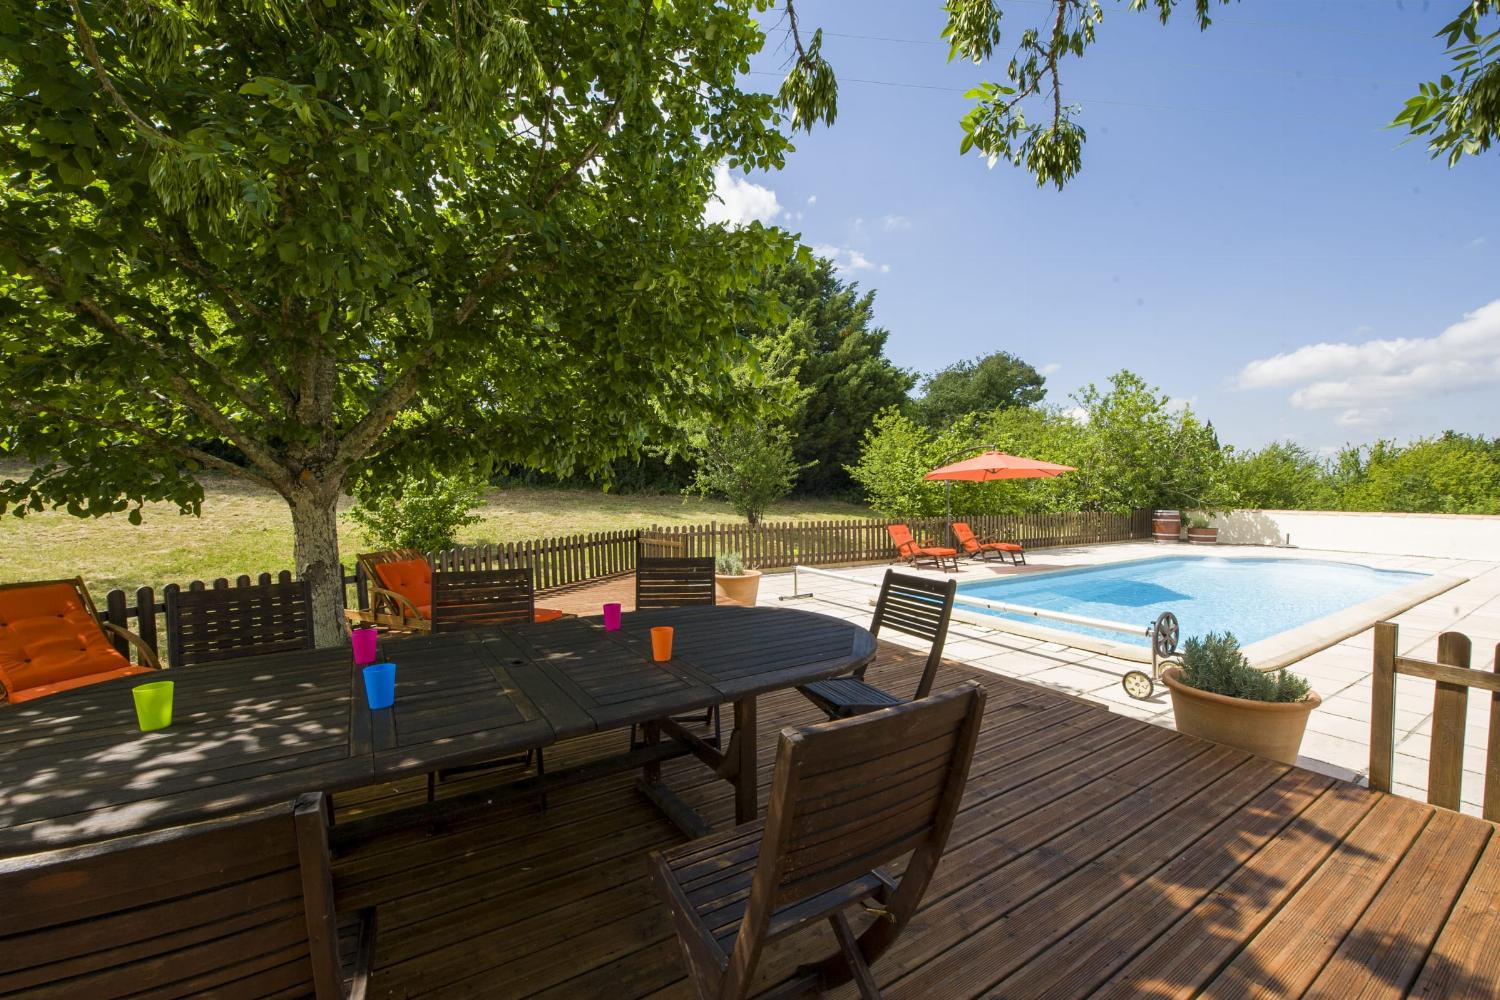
[0, 790, 375, 998]
[635, 556, 717, 609]
[166, 576, 314, 667]
[349, 549, 565, 632]
[635, 555, 720, 742]
[952, 521, 1026, 565]
[649, 682, 987, 1000]
[798, 569, 957, 719]
[885, 524, 958, 573]
[0, 577, 159, 704]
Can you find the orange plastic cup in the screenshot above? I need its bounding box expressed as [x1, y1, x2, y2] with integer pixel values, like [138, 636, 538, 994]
[651, 626, 674, 662]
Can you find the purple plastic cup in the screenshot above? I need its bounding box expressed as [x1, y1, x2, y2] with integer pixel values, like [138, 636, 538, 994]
[351, 627, 378, 666]
[603, 603, 622, 632]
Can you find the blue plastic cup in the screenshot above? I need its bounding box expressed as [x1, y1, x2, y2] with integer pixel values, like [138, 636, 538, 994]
[363, 662, 396, 710]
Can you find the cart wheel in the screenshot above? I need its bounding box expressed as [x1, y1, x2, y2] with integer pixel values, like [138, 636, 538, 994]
[1122, 670, 1154, 700]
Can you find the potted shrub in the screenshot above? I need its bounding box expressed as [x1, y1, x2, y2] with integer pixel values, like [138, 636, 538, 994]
[1163, 632, 1319, 765]
[714, 552, 762, 606]
[1184, 513, 1218, 545]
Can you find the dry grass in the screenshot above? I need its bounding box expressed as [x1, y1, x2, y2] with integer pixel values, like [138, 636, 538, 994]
[0, 472, 872, 597]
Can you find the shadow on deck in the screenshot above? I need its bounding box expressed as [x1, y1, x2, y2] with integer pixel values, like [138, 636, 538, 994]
[331, 642, 1500, 999]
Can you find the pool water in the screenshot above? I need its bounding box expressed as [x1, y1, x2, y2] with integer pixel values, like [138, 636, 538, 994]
[956, 556, 1429, 647]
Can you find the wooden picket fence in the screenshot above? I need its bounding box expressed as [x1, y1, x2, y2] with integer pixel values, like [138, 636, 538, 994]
[97, 511, 1150, 666]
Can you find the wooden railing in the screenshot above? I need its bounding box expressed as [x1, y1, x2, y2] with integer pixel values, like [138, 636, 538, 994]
[97, 511, 1151, 665]
[1371, 622, 1500, 820]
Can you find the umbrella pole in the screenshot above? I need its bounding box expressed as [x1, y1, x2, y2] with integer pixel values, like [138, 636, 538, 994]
[946, 481, 952, 543]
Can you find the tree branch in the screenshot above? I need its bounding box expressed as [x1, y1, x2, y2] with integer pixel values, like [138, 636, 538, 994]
[67, 0, 175, 148]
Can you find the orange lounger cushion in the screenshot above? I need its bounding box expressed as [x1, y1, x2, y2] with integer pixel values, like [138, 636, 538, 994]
[533, 608, 565, 623]
[4, 664, 155, 703]
[993, 542, 1023, 552]
[0, 581, 140, 701]
[373, 558, 433, 619]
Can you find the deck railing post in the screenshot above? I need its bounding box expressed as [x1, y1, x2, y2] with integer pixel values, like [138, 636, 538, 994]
[1369, 621, 1398, 794]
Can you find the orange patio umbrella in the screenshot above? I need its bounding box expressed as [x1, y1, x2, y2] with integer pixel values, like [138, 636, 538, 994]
[924, 450, 1076, 535]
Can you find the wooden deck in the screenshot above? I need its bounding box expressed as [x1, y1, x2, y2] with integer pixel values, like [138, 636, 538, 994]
[330, 641, 1500, 999]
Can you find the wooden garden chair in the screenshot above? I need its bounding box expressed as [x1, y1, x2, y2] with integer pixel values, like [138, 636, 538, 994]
[799, 570, 957, 719]
[952, 522, 1025, 565]
[636, 555, 718, 609]
[649, 682, 987, 1000]
[166, 576, 315, 667]
[0, 577, 159, 704]
[425, 566, 549, 804]
[0, 791, 376, 998]
[635, 555, 720, 742]
[1370, 622, 1500, 820]
[349, 549, 564, 633]
[885, 524, 958, 573]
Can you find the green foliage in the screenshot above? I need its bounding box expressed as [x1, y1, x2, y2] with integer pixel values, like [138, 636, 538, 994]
[684, 331, 811, 524]
[1177, 632, 1312, 704]
[715, 551, 746, 576]
[1222, 441, 1338, 510]
[769, 255, 915, 494]
[0, 0, 797, 639]
[1393, 1, 1500, 165]
[914, 351, 1047, 429]
[346, 472, 484, 554]
[848, 370, 1235, 518]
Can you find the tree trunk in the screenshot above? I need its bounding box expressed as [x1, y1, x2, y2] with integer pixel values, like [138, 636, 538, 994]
[288, 486, 346, 647]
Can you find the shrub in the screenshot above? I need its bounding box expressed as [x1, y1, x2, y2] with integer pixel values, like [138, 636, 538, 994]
[716, 552, 746, 576]
[1176, 631, 1311, 704]
[347, 471, 485, 553]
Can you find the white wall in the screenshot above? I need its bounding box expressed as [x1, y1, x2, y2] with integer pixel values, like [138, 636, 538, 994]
[1212, 509, 1500, 560]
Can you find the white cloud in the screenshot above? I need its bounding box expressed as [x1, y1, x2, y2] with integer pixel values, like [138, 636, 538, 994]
[1040, 363, 1062, 376]
[703, 163, 781, 227]
[880, 214, 911, 232]
[810, 243, 886, 277]
[1471, 236, 1487, 248]
[1064, 406, 1089, 424]
[806, 195, 817, 205]
[1164, 396, 1196, 414]
[1235, 299, 1500, 411]
[1335, 407, 1391, 428]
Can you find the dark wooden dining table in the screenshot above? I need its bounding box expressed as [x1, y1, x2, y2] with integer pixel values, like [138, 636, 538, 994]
[0, 605, 876, 855]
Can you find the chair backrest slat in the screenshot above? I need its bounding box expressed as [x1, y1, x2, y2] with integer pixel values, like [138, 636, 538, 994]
[1371, 622, 1500, 821]
[166, 578, 314, 668]
[0, 793, 341, 998]
[870, 570, 957, 700]
[431, 567, 536, 631]
[635, 556, 716, 610]
[753, 683, 985, 912]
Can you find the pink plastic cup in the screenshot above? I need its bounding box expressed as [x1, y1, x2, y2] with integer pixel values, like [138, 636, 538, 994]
[602, 603, 622, 632]
[351, 627, 378, 666]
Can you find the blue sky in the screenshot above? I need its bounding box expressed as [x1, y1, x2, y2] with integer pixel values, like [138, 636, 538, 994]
[711, 0, 1498, 454]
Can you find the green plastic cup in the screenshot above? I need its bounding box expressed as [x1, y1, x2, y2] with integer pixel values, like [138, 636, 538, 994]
[132, 681, 175, 732]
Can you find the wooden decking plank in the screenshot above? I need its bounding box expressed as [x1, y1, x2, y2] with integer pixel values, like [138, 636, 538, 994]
[1303, 809, 1492, 998]
[882, 747, 1276, 999]
[1197, 794, 1434, 998]
[982, 767, 1335, 1000]
[1410, 832, 1500, 998]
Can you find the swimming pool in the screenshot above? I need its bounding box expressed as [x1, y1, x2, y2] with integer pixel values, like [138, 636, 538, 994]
[955, 556, 1430, 648]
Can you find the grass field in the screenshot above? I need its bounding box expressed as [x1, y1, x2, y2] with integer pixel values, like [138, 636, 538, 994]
[0, 472, 873, 598]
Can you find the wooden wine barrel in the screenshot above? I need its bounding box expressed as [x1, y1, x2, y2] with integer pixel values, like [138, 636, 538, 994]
[1151, 509, 1181, 543]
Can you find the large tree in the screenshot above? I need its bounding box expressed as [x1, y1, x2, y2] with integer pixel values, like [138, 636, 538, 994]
[768, 255, 913, 495]
[912, 351, 1046, 429]
[0, 1, 794, 641]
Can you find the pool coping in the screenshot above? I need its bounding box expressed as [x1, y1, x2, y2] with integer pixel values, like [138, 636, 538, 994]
[945, 550, 1469, 670]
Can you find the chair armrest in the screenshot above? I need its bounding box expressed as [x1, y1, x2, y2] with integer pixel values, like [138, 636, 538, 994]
[370, 586, 424, 621]
[99, 621, 162, 669]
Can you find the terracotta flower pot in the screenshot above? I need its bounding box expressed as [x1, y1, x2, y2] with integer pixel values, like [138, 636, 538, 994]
[1186, 526, 1219, 545]
[1152, 510, 1181, 543]
[715, 569, 762, 607]
[1162, 666, 1320, 765]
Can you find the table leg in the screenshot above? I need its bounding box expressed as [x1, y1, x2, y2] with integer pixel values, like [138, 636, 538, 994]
[734, 697, 757, 823]
[641, 720, 662, 784]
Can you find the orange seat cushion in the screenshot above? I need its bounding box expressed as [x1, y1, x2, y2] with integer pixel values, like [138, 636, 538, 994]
[534, 608, 564, 623]
[5, 665, 155, 703]
[374, 559, 433, 619]
[0, 582, 135, 700]
[918, 546, 958, 557]
[993, 542, 1023, 552]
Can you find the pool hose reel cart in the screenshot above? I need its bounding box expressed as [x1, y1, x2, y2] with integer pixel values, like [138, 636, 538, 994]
[1122, 611, 1181, 700]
